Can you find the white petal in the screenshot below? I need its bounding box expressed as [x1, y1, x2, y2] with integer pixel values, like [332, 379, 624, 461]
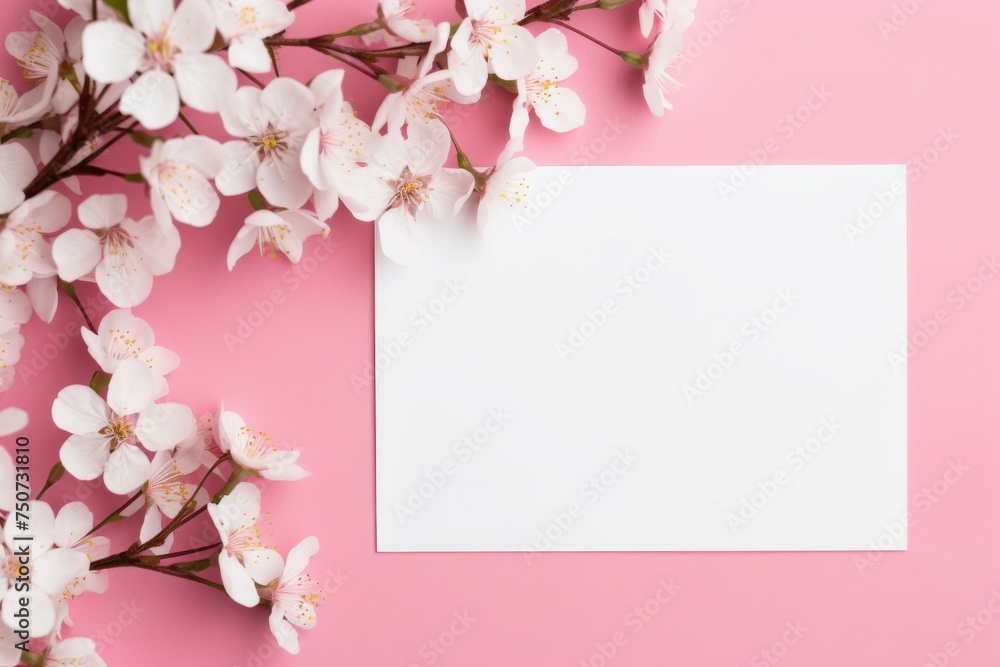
[168, 0, 216, 53]
[95, 247, 154, 308]
[54, 501, 94, 548]
[103, 443, 151, 494]
[446, 26, 488, 96]
[32, 547, 89, 596]
[216, 140, 258, 195]
[269, 610, 300, 654]
[0, 143, 36, 215]
[119, 70, 180, 130]
[26, 275, 58, 323]
[219, 550, 261, 607]
[173, 53, 237, 113]
[256, 160, 312, 210]
[78, 193, 128, 229]
[488, 25, 539, 81]
[81, 21, 144, 83]
[0, 407, 27, 438]
[106, 358, 158, 415]
[228, 38, 271, 73]
[52, 229, 101, 281]
[135, 402, 195, 451]
[59, 432, 112, 481]
[532, 87, 586, 132]
[127, 0, 175, 38]
[282, 536, 318, 580]
[227, 224, 258, 271]
[2, 587, 55, 637]
[427, 168, 474, 220]
[243, 547, 283, 585]
[377, 205, 420, 265]
[52, 385, 110, 435]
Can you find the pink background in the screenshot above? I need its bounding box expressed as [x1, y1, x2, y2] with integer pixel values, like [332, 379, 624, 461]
[7, 0, 1000, 665]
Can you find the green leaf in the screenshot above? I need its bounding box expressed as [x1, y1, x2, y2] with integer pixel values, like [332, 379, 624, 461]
[248, 190, 266, 210]
[128, 130, 162, 147]
[101, 0, 129, 21]
[175, 559, 213, 572]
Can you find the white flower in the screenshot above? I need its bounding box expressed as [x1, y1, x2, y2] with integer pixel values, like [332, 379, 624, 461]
[176, 411, 223, 472]
[261, 536, 323, 654]
[81, 0, 237, 129]
[643, 13, 693, 116]
[0, 501, 90, 637]
[130, 450, 206, 555]
[0, 141, 36, 215]
[373, 23, 459, 133]
[639, 0, 697, 38]
[362, 0, 436, 47]
[343, 120, 474, 264]
[216, 78, 317, 210]
[300, 70, 371, 220]
[42, 637, 106, 667]
[80, 308, 179, 377]
[447, 0, 539, 96]
[51, 194, 181, 308]
[53, 358, 195, 494]
[227, 209, 329, 271]
[5, 12, 89, 117]
[0, 190, 70, 286]
[53, 502, 111, 600]
[218, 409, 309, 481]
[207, 482, 282, 607]
[140, 136, 225, 230]
[510, 29, 585, 133]
[0, 325, 22, 393]
[209, 0, 294, 73]
[477, 156, 535, 237]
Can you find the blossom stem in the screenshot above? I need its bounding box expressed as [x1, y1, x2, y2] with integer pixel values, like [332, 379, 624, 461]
[544, 19, 624, 56]
[156, 542, 223, 560]
[181, 453, 232, 516]
[20, 650, 43, 667]
[34, 461, 66, 500]
[237, 69, 266, 89]
[58, 280, 97, 333]
[178, 112, 200, 135]
[85, 490, 143, 538]
[308, 45, 384, 78]
[287, 0, 313, 9]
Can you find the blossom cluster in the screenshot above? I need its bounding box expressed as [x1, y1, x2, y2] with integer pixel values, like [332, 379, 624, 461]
[2, 309, 321, 665]
[0, 0, 700, 663]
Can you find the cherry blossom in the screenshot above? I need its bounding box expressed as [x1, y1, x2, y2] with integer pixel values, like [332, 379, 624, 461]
[643, 12, 694, 116]
[639, 0, 698, 38]
[0, 501, 90, 637]
[208, 482, 282, 607]
[343, 120, 474, 264]
[218, 408, 309, 481]
[216, 78, 317, 210]
[227, 209, 329, 270]
[81, 0, 237, 129]
[447, 0, 539, 96]
[300, 70, 371, 220]
[509, 29, 585, 134]
[0, 190, 70, 286]
[209, 0, 294, 73]
[140, 136, 225, 230]
[362, 0, 436, 47]
[261, 536, 323, 654]
[477, 155, 535, 238]
[53, 358, 195, 494]
[51, 194, 181, 308]
[373, 23, 463, 133]
[81, 308, 179, 379]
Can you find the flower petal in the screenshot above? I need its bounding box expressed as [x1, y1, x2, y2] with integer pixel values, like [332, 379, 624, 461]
[173, 53, 237, 113]
[106, 358, 158, 415]
[52, 228, 101, 281]
[81, 21, 144, 83]
[52, 385, 109, 435]
[103, 443, 151, 494]
[119, 70, 180, 130]
[220, 550, 261, 607]
[59, 432, 111, 481]
[135, 402, 195, 451]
